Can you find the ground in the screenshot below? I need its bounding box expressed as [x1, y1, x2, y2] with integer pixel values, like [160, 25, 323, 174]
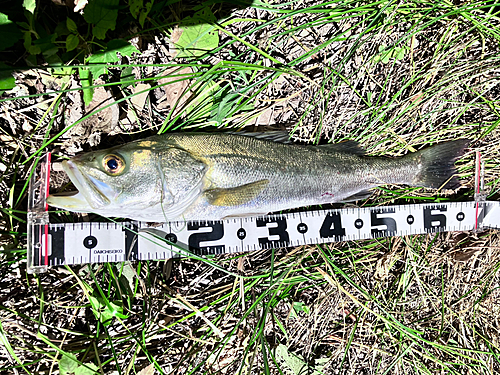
[1, 0, 500, 374]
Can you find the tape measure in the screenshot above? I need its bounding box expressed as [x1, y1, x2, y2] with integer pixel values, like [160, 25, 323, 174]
[27, 153, 499, 274]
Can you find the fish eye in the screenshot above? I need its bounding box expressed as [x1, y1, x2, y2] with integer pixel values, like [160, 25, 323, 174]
[102, 154, 125, 175]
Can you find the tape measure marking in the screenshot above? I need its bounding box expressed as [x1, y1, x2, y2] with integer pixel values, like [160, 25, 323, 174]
[27, 201, 495, 268]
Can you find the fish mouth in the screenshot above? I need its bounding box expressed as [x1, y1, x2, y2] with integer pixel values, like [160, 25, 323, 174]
[47, 160, 111, 211]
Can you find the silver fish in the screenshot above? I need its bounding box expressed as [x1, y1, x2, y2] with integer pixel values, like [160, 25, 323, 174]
[46, 133, 469, 222]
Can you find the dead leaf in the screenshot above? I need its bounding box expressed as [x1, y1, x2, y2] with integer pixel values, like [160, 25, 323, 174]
[250, 101, 291, 126]
[3, 105, 19, 135]
[63, 78, 120, 152]
[50, 0, 74, 6]
[124, 83, 151, 125]
[253, 106, 277, 126]
[410, 92, 424, 104]
[0, 134, 17, 149]
[66, 78, 84, 130]
[130, 83, 151, 111]
[84, 83, 120, 130]
[153, 66, 193, 113]
[374, 250, 400, 280]
[168, 26, 184, 58]
[22, 118, 33, 133]
[453, 248, 481, 262]
[137, 363, 156, 375]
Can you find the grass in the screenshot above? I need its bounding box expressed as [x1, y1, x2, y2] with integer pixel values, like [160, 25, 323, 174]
[1, 0, 500, 373]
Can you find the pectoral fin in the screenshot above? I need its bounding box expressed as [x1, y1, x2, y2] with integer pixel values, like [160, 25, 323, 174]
[205, 180, 269, 206]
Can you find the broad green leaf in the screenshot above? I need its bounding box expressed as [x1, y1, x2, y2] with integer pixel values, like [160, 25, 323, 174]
[129, 0, 153, 26]
[120, 66, 134, 88]
[292, 301, 310, 315]
[394, 46, 406, 60]
[209, 89, 253, 125]
[66, 34, 79, 52]
[374, 45, 406, 64]
[174, 6, 218, 58]
[75, 363, 99, 375]
[86, 63, 106, 81]
[50, 65, 73, 81]
[276, 344, 324, 375]
[24, 32, 41, 55]
[366, 91, 373, 106]
[117, 262, 137, 296]
[87, 39, 139, 79]
[55, 20, 71, 36]
[17, 22, 30, 30]
[33, 34, 58, 58]
[23, 0, 36, 14]
[210, 90, 252, 125]
[88, 295, 127, 326]
[46, 53, 64, 67]
[138, 1, 153, 27]
[106, 39, 140, 57]
[83, 0, 119, 39]
[79, 67, 94, 106]
[129, 0, 142, 18]
[59, 353, 79, 375]
[0, 63, 15, 91]
[67, 17, 78, 33]
[0, 13, 22, 51]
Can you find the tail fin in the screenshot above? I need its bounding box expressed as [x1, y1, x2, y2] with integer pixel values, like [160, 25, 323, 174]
[411, 139, 469, 189]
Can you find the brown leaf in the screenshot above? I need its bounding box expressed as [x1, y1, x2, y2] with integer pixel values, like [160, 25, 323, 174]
[130, 83, 151, 111]
[83, 84, 120, 132]
[168, 26, 184, 58]
[63, 78, 120, 152]
[453, 248, 481, 262]
[374, 250, 400, 280]
[50, 0, 74, 6]
[0, 134, 17, 149]
[154, 66, 193, 112]
[137, 364, 156, 375]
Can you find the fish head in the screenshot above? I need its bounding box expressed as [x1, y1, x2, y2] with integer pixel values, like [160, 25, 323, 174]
[47, 142, 170, 216]
[47, 139, 209, 220]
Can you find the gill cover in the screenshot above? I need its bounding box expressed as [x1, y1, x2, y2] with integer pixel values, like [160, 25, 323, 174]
[154, 147, 208, 219]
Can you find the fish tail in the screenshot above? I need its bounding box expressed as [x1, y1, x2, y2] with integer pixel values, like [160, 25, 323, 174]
[410, 139, 470, 189]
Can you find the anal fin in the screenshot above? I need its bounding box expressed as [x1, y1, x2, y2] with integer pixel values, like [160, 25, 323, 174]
[339, 189, 373, 203]
[205, 180, 269, 207]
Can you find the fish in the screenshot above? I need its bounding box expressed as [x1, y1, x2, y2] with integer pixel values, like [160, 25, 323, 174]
[46, 132, 469, 222]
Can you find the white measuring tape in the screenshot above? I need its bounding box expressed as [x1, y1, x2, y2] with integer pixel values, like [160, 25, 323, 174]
[27, 153, 499, 274]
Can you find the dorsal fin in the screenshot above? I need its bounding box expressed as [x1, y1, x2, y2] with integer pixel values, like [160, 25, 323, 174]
[316, 140, 366, 155]
[230, 131, 292, 144]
